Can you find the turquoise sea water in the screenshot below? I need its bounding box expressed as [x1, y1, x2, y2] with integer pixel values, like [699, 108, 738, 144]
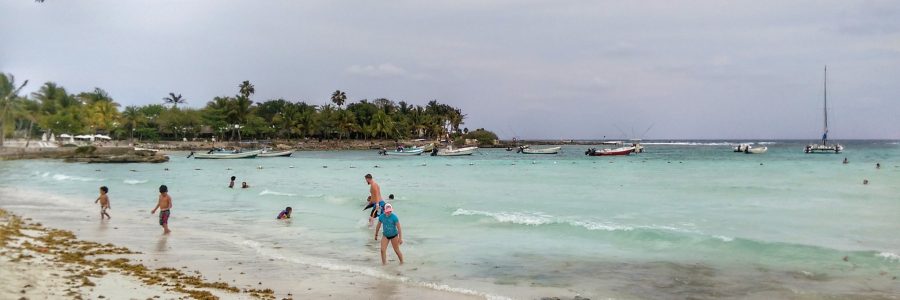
[1, 140, 898, 299]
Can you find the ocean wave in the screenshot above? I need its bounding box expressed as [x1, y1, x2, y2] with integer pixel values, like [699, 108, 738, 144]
[452, 209, 552, 226]
[877, 252, 900, 262]
[641, 142, 736, 146]
[259, 190, 297, 197]
[123, 179, 148, 185]
[713, 235, 735, 242]
[45, 173, 103, 182]
[451, 208, 697, 233]
[238, 239, 511, 300]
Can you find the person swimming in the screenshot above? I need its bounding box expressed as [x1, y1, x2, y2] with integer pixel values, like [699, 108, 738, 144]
[277, 207, 292, 219]
[229, 176, 236, 188]
[241, 182, 249, 189]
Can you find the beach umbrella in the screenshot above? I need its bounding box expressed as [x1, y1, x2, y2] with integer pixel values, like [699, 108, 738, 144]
[41, 133, 48, 141]
[59, 134, 72, 138]
[74, 135, 92, 139]
[50, 133, 55, 140]
[94, 134, 112, 140]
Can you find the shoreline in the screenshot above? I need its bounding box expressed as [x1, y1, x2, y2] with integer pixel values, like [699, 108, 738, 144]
[0, 207, 510, 300]
[0, 208, 267, 300]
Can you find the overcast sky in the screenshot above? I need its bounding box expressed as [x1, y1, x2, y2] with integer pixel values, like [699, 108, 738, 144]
[2, 0, 898, 139]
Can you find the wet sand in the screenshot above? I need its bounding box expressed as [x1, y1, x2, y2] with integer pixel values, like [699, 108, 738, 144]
[0, 208, 482, 300]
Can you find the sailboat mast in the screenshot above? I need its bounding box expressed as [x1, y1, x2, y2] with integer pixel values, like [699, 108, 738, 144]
[823, 65, 828, 145]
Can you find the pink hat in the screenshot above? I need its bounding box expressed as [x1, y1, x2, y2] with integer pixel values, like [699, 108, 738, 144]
[384, 203, 394, 213]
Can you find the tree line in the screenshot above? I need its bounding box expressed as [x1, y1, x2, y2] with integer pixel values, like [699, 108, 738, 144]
[1, 73, 494, 146]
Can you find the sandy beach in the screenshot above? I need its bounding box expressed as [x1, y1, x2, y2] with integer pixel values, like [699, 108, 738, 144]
[0, 208, 490, 300]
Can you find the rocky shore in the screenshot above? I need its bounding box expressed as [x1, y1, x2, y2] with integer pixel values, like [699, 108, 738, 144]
[0, 146, 169, 163]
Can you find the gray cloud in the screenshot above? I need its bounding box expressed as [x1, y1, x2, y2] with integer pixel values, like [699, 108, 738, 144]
[1, 0, 898, 139]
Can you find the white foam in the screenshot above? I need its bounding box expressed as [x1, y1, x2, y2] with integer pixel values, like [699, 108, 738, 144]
[259, 189, 297, 197]
[124, 179, 148, 185]
[451, 209, 701, 233]
[237, 239, 511, 300]
[876, 252, 900, 262]
[47, 173, 103, 182]
[452, 209, 552, 226]
[642, 142, 735, 146]
[713, 235, 735, 242]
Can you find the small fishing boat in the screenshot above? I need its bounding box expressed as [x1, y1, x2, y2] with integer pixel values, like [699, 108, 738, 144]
[134, 147, 160, 153]
[434, 146, 478, 156]
[193, 150, 260, 159]
[585, 147, 634, 156]
[382, 148, 425, 156]
[744, 146, 767, 154]
[518, 146, 561, 154]
[258, 149, 294, 157]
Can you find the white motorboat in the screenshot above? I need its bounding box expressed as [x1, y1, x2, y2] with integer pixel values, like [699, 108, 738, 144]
[134, 147, 160, 153]
[193, 150, 260, 159]
[258, 149, 293, 157]
[519, 146, 561, 154]
[805, 66, 843, 154]
[744, 146, 767, 154]
[435, 146, 478, 156]
[384, 148, 425, 156]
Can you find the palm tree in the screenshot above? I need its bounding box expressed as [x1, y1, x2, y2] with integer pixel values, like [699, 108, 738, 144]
[0, 73, 28, 147]
[239, 81, 255, 99]
[230, 96, 253, 141]
[78, 88, 113, 105]
[369, 110, 395, 139]
[331, 90, 347, 108]
[162, 92, 186, 108]
[17, 99, 41, 147]
[121, 106, 142, 142]
[337, 110, 358, 139]
[32, 82, 69, 115]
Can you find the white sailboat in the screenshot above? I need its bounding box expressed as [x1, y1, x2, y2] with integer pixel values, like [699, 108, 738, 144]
[805, 66, 843, 154]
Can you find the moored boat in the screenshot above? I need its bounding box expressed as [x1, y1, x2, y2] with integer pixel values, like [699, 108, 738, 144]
[518, 146, 561, 154]
[434, 146, 478, 156]
[258, 149, 294, 157]
[805, 66, 843, 154]
[744, 146, 767, 154]
[383, 148, 425, 156]
[193, 150, 260, 159]
[585, 147, 634, 156]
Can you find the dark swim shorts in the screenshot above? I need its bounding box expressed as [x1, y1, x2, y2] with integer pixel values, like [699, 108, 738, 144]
[159, 209, 170, 225]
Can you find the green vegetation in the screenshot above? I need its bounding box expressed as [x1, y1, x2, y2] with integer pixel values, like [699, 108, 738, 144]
[0, 72, 480, 144]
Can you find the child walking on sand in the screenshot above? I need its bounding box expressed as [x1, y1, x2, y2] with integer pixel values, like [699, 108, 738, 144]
[374, 203, 404, 265]
[151, 185, 172, 234]
[95, 186, 111, 220]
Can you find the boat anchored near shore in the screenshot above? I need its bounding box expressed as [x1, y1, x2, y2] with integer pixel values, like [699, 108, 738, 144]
[805, 66, 843, 154]
[517, 145, 561, 154]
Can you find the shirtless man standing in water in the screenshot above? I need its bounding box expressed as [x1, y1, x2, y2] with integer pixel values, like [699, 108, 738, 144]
[151, 185, 172, 234]
[365, 174, 385, 226]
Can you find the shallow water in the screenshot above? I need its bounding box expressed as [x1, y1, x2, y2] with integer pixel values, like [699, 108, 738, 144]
[1, 140, 899, 299]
